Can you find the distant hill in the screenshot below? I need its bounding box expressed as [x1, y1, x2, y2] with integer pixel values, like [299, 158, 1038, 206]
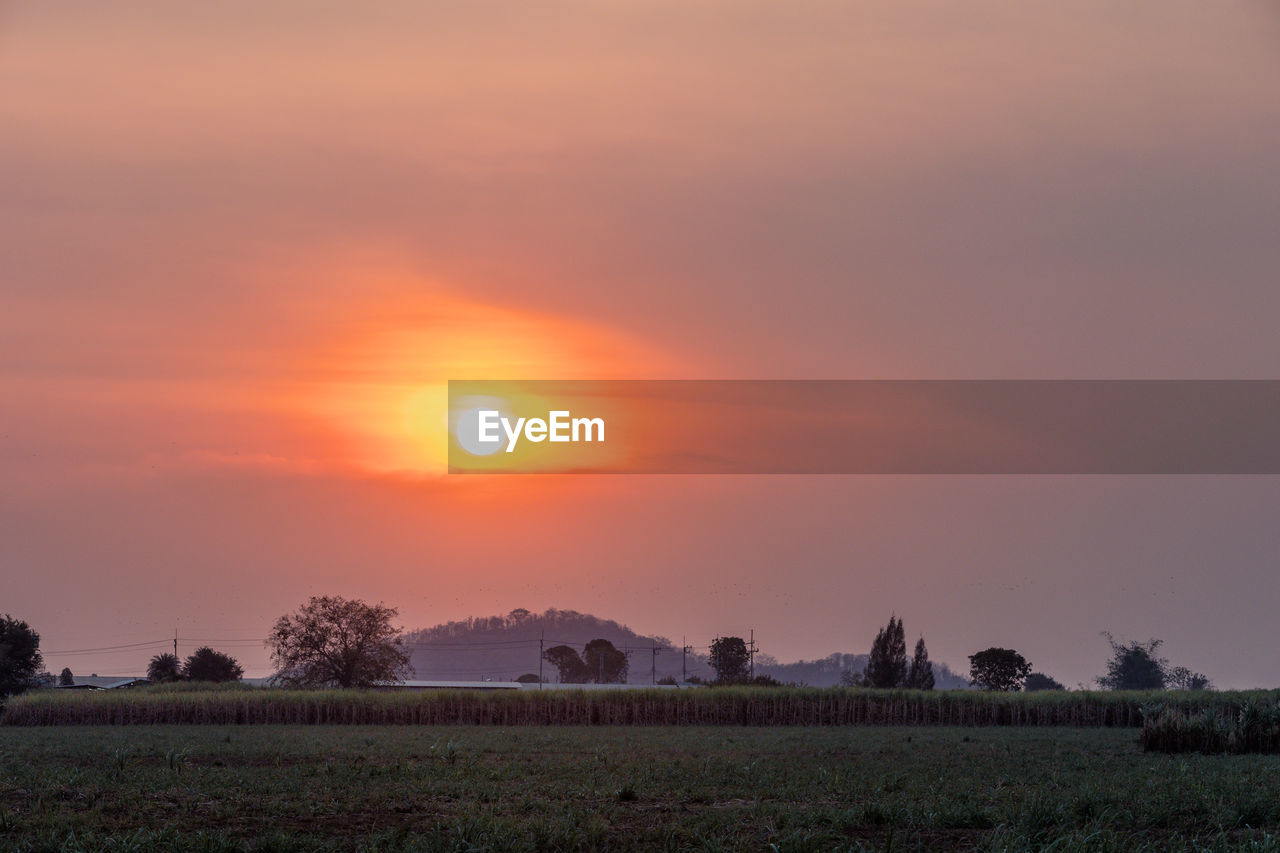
[403, 608, 705, 683]
[402, 608, 968, 687]
[754, 652, 970, 689]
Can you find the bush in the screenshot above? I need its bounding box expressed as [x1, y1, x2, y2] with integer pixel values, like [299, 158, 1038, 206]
[182, 648, 243, 682]
[1024, 673, 1065, 692]
[1141, 697, 1280, 754]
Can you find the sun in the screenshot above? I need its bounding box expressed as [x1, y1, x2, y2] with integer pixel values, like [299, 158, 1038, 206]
[286, 276, 677, 476]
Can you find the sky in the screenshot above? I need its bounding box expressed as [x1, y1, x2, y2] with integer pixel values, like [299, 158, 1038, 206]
[2, 1, 1280, 686]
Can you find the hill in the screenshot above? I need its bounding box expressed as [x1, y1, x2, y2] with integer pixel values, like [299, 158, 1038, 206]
[402, 609, 968, 687]
[403, 608, 703, 682]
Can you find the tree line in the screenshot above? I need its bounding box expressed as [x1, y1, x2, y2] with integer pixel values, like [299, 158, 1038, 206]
[0, 602, 1215, 697]
[836, 615, 1211, 692]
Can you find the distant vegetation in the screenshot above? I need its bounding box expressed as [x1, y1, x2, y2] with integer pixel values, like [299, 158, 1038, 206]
[542, 639, 629, 683]
[269, 596, 411, 688]
[969, 647, 1033, 691]
[4, 684, 1270, 728]
[404, 608, 974, 687]
[841, 616, 938, 690]
[708, 636, 751, 682]
[0, 603, 1224, 698]
[405, 608, 688, 682]
[182, 647, 244, 682]
[766, 652, 970, 689]
[146, 653, 182, 683]
[1142, 697, 1280, 754]
[1098, 633, 1211, 691]
[145, 648, 244, 684]
[0, 615, 42, 698]
[1024, 672, 1067, 691]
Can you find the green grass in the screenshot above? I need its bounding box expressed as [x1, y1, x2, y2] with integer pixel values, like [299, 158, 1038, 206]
[2, 726, 1279, 851]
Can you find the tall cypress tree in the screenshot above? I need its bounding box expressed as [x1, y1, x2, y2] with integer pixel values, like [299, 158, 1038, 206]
[906, 636, 935, 690]
[864, 616, 909, 688]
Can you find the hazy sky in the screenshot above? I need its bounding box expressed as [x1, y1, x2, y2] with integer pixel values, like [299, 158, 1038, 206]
[3, 1, 1279, 686]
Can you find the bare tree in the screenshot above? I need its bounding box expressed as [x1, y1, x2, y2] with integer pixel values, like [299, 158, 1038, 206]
[267, 596, 411, 688]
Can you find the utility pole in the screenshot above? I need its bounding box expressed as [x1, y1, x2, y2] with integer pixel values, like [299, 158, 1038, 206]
[682, 637, 690, 683]
[748, 629, 756, 679]
[651, 642, 660, 685]
[538, 632, 544, 690]
[173, 629, 178, 661]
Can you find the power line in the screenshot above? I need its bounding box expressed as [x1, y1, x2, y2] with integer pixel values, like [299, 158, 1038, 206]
[404, 638, 544, 647]
[44, 635, 719, 674]
[45, 640, 170, 655]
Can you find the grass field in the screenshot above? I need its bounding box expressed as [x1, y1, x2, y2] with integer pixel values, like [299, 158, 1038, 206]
[2, 725, 1279, 851]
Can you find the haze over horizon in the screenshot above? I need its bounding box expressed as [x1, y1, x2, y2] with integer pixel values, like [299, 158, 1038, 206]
[4, 1, 1280, 689]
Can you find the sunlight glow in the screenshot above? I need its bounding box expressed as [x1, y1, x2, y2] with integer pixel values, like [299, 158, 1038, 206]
[291, 276, 676, 475]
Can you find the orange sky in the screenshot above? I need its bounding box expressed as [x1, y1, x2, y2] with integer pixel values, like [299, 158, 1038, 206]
[3, 1, 1280, 686]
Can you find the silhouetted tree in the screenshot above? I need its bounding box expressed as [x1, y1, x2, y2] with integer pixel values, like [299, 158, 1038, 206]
[0, 615, 43, 698]
[1023, 672, 1066, 691]
[905, 637, 935, 690]
[147, 653, 183, 683]
[268, 596, 411, 688]
[183, 647, 244, 682]
[583, 638, 628, 683]
[864, 616, 908, 688]
[515, 673, 543, 684]
[969, 647, 1032, 691]
[709, 637, 750, 683]
[543, 645, 588, 683]
[58, 667, 74, 687]
[1166, 666, 1211, 691]
[1096, 634, 1166, 691]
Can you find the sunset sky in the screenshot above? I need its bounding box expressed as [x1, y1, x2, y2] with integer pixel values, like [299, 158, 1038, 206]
[3, 1, 1280, 687]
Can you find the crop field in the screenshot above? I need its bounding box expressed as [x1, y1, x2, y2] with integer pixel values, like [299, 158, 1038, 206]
[5, 685, 1274, 728]
[2, 725, 1280, 852]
